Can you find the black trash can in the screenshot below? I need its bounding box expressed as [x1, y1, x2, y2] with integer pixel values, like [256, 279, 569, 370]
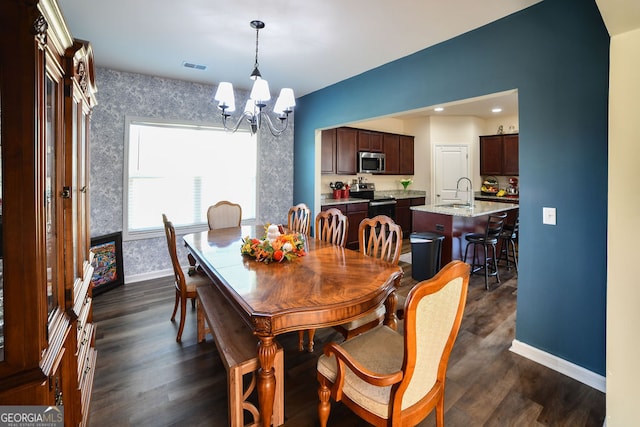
[410, 232, 445, 281]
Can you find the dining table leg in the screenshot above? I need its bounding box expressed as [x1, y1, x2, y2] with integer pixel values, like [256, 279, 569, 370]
[257, 335, 277, 427]
[383, 276, 402, 330]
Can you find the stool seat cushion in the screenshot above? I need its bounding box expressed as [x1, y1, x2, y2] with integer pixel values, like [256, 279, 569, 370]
[465, 233, 498, 245]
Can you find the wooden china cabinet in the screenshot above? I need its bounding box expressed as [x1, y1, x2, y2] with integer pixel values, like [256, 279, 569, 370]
[0, 1, 98, 425]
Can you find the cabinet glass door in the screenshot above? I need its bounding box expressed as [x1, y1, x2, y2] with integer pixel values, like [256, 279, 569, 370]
[45, 74, 59, 318]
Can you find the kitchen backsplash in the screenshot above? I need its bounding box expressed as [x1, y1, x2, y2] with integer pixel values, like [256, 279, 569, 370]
[321, 174, 418, 193]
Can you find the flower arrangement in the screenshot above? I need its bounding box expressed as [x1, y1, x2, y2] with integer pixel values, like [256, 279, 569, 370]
[400, 178, 413, 190]
[241, 224, 307, 264]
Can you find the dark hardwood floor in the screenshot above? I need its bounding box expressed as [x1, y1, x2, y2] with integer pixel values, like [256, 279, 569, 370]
[89, 248, 605, 426]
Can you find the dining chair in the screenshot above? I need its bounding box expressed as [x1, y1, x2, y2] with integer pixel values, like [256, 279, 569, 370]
[162, 214, 213, 342]
[333, 215, 402, 340]
[207, 201, 242, 230]
[315, 208, 348, 247]
[317, 260, 470, 427]
[463, 211, 507, 290]
[298, 208, 349, 352]
[287, 203, 311, 235]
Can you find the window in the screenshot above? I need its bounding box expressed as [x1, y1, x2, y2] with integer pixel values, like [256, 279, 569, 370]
[124, 117, 257, 240]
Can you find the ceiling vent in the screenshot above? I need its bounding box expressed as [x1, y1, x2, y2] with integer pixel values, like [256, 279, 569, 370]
[182, 61, 207, 71]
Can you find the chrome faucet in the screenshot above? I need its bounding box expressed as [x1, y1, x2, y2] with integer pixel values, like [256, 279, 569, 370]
[456, 177, 473, 207]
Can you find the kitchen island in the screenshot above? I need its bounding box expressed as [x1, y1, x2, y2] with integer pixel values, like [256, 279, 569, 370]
[411, 201, 519, 265]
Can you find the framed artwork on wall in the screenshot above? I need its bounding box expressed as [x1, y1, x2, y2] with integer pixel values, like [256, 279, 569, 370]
[90, 231, 124, 296]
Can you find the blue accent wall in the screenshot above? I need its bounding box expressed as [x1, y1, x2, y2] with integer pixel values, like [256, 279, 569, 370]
[294, 0, 608, 375]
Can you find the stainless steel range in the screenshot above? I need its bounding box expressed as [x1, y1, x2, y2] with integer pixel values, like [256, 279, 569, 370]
[349, 182, 397, 219]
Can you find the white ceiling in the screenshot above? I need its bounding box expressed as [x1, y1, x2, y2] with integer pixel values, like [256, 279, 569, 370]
[57, 0, 539, 118]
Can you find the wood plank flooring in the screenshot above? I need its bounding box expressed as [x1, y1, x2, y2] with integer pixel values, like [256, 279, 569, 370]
[89, 250, 605, 426]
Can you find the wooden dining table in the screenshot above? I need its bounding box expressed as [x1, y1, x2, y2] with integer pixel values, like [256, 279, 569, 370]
[183, 225, 403, 427]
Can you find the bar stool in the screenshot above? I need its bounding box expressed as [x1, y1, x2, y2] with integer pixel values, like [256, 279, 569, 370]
[499, 214, 519, 273]
[463, 212, 507, 290]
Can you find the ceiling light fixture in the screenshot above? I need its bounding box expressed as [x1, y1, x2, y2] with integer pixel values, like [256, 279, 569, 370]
[492, 107, 503, 113]
[434, 107, 444, 112]
[214, 20, 295, 136]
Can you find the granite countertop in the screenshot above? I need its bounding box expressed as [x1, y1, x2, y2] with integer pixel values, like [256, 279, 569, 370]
[411, 200, 519, 218]
[321, 190, 427, 206]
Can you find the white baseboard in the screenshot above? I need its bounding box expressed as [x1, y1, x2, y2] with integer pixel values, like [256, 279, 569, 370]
[510, 339, 606, 393]
[125, 268, 173, 284]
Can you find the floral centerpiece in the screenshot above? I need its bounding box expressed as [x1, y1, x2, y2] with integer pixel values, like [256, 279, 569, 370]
[241, 224, 307, 264]
[400, 178, 413, 191]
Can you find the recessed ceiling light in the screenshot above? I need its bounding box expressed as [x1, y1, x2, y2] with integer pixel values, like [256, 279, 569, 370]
[492, 108, 502, 113]
[434, 107, 444, 112]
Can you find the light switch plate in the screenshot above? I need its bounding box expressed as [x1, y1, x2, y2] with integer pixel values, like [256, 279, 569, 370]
[543, 207, 556, 225]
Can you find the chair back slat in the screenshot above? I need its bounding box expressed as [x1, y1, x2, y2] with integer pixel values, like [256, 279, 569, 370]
[315, 208, 348, 247]
[358, 215, 402, 265]
[288, 203, 311, 235]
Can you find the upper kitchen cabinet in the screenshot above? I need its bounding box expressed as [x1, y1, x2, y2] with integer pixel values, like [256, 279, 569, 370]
[321, 128, 337, 174]
[399, 135, 415, 175]
[357, 130, 383, 152]
[321, 127, 414, 175]
[321, 127, 358, 175]
[501, 134, 519, 175]
[479, 134, 519, 176]
[336, 127, 358, 175]
[383, 133, 414, 175]
[383, 133, 400, 174]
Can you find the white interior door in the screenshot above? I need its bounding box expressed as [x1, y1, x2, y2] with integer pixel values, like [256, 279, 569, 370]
[433, 145, 469, 204]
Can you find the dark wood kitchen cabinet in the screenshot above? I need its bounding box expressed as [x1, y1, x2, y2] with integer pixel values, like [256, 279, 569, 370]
[396, 196, 426, 236]
[384, 133, 414, 175]
[399, 135, 415, 175]
[480, 134, 519, 176]
[0, 1, 98, 425]
[321, 128, 337, 174]
[357, 130, 383, 152]
[322, 127, 358, 175]
[336, 127, 358, 175]
[321, 127, 358, 175]
[322, 126, 414, 175]
[383, 133, 400, 174]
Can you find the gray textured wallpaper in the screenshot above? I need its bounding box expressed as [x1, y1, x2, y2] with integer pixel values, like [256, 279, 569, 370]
[90, 68, 294, 280]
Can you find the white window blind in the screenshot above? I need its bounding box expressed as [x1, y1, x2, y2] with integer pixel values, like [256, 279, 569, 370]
[124, 117, 257, 240]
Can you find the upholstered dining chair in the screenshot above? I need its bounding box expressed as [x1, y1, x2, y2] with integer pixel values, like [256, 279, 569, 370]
[207, 201, 242, 230]
[287, 203, 311, 235]
[317, 260, 470, 427]
[333, 215, 402, 340]
[298, 208, 349, 352]
[162, 214, 213, 342]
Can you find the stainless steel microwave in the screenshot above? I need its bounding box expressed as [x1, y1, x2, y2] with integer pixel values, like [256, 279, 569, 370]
[359, 151, 385, 173]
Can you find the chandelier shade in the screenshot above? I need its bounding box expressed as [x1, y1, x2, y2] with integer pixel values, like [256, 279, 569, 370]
[214, 20, 295, 136]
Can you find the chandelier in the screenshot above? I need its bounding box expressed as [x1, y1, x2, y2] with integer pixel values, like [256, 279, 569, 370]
[214, 20, 295, 136]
